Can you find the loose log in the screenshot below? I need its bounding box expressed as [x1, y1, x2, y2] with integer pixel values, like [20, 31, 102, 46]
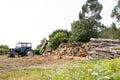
[109, 46, 120, 50]
[95, 48, 120, 53]
[90, 38, 120, 43]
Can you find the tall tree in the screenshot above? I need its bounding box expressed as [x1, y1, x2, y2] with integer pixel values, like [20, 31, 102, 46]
[69, 0, 103, 42]
[111, 0, 120, 23]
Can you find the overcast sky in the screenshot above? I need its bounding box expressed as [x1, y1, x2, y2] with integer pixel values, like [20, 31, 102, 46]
[0, 0, 117, 48]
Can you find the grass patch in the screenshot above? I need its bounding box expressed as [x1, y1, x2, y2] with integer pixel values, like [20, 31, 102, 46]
[0, 58, 120, 80]
[0, 68, 52, 80]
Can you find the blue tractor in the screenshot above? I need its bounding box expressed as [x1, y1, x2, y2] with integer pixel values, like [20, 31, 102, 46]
[9, 42, 34, 57]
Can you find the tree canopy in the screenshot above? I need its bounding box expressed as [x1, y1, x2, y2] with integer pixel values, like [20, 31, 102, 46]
[79, 0, 102, 21]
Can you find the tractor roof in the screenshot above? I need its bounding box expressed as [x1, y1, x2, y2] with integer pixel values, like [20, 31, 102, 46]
[18, 42, 32, 44]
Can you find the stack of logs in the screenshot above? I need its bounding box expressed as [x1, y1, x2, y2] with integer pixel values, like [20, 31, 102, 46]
[54, 42, 87, 59]
[54, 38, 120, 60]
[84, 38, 120, 60]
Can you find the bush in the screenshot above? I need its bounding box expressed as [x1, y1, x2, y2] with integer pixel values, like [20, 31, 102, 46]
[49, 29, 70, 50]
[0, 45, 9, 55]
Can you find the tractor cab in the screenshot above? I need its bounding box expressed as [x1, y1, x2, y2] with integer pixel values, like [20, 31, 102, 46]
[16, 42, 32, 53]
[16, 42, 32, 48]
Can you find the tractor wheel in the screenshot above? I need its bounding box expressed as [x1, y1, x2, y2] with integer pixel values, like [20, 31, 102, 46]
[25, 49, 34, 57]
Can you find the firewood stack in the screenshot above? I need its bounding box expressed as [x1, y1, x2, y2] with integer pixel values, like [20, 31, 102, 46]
[55, 42, 87, 59]
[84, 38, 120, 60]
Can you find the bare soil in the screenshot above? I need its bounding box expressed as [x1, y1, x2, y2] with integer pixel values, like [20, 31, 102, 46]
[0, 54, 87, 73]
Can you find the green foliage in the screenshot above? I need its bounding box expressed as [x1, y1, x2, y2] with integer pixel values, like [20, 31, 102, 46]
[69, 19, 104, 42]
[99, 23, 120, 39]
[111, 0, 120, 22]
[1, 58, 120, 80]
[69, 0, 103, 43]
[0, 45, 9, 55]
[49, 29, 69, 50]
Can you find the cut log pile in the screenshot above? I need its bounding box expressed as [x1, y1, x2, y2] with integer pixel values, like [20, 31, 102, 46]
[54, 42, 87, 59]
[84, 38, 120, 60]
[54, 38, 120, 60]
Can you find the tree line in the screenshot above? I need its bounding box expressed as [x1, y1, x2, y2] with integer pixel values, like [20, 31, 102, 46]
[36, 0, 120, 50]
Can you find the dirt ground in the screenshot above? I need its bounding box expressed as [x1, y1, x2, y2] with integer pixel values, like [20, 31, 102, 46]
[0, 54, 88, 73]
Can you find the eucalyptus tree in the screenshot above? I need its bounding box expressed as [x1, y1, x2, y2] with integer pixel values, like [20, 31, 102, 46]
[69, 0, 103, 42]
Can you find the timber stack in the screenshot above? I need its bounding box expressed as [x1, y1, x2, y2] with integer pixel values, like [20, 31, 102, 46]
[55, 42, 87, 59]
[84, 38, 120, 60]
[54, 38, 120, 60]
